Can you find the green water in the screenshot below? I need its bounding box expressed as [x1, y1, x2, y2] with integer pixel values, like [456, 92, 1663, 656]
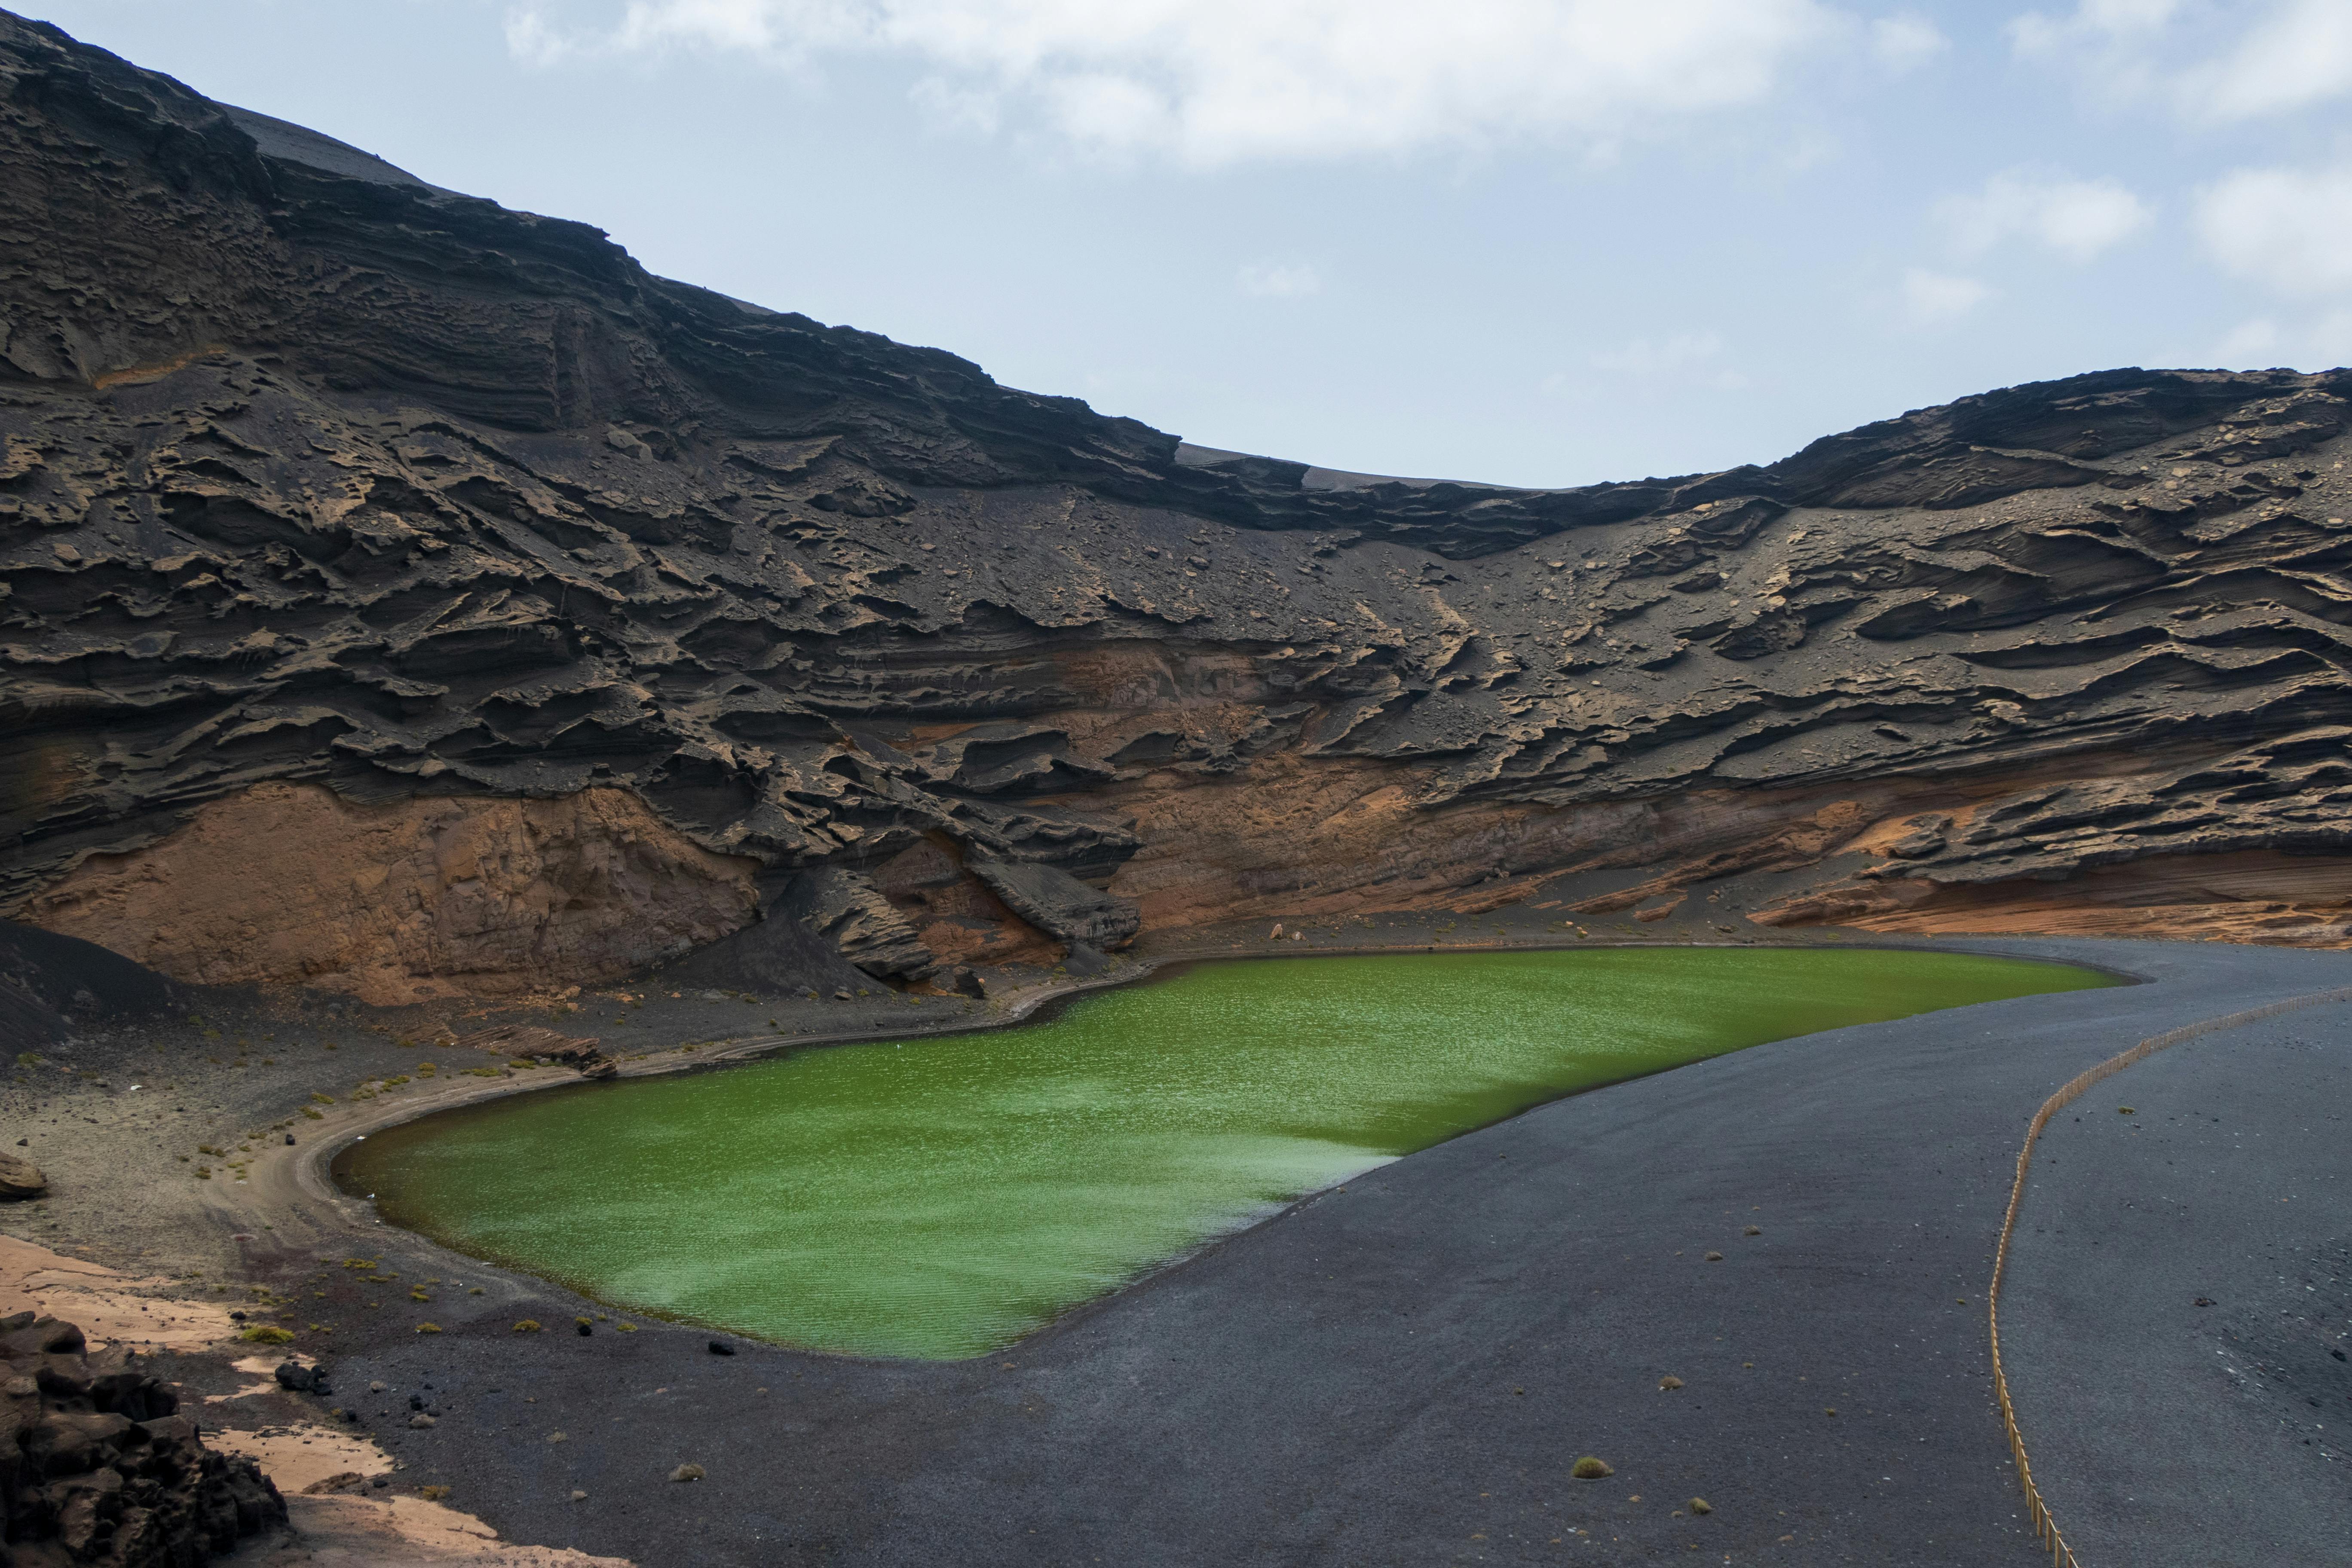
[340, 947, 2114, 1359]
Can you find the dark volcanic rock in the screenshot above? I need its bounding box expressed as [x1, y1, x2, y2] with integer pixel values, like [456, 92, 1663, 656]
[8, 11, 2352, 988]
[0, 923, 183, 1057]
[0, 1311, 283, 1565]
[965, 859, 1141, 951]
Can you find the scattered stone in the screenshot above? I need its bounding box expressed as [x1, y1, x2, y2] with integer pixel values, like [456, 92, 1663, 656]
[707, 1340, 735, 1357]
[545, 1432, 566, 1444]
[284, 1134, 295, 1145]
[370, 1381, 386, 1393]
[833, 989, 853, 1001]
[407, 1413, 436, 1429]
[571, 1489, 589, 1502]
[274, 1360, 331, 1394]
[1571, 1457, 1613, 1479]
[668, 1464, 705, 1483]
[1704, 1251, 1724, 1262]
[1743, 1225, 1762, 1236]
[1657, 1375, 1683, 1391]
[0, 1151, 47, 1199]
[300, 1473, 366, 1496]
[576, 1317, 593, 1336]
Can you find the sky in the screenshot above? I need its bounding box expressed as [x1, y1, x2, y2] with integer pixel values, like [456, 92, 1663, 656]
[24, 0, 2352, 488]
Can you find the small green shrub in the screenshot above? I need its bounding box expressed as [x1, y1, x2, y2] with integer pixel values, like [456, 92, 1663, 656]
[1571, 1457, 1613, 1480]
[513, 1319, 543, 1333]
[239, 1326, 294, 1345]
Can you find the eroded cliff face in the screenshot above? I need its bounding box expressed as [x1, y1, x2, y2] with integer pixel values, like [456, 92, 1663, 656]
[7, 12, 2352, 998]
[18, 783, 756, 1003]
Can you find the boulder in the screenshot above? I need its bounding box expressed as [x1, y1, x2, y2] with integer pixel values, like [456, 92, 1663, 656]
[965, 860, 1141, 952]
[0, 1309, 283, 1564]
[0, 1152, 46, 1199]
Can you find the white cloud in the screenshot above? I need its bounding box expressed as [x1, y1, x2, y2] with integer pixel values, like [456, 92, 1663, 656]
[2009, 0, 2352, 122]
[1871, 13, 1948, 73]
[1587, 331, 1746, 389]
[1900, 268, 1993, 325]
[1237, 261, 1322, 298]
[1936, 170, 2152, 263]
[2183, 0, 2352, 122]
[2196, 162, 2352, 298]
[505, 0, 1844, 165]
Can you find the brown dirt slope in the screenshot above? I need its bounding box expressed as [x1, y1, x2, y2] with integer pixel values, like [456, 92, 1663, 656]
[5, 12, 2352, 992]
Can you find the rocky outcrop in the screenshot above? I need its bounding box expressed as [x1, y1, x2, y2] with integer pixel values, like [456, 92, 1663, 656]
[7, 11, 2352, 990]
[966, 860, 1141, 952]
[0, 1310, 285, 1564]
[440, 1024, 617, 1080]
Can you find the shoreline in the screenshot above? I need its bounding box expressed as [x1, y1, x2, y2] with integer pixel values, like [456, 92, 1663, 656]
[316, 935, 2147, 1362]
[0, 922, 2312, 1568]
[283, 928, 2146, 1278]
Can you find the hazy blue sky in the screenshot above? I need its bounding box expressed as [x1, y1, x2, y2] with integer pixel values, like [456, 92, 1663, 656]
[27, 1, 2352, 486]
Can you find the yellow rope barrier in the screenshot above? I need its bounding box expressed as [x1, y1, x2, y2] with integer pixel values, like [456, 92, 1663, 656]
[1985, 985, 2352, 1567]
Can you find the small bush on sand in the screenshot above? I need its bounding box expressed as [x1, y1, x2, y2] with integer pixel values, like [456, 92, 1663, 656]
[415, 1323, 442, 1334]
[513, 1319, 543, 1333]
[239, 1326, 294, 1345]
[1571, 1457, 1613, 1480]
[1689, 1498, 1712, 1516]
[1657, 1375, 1683, 1391]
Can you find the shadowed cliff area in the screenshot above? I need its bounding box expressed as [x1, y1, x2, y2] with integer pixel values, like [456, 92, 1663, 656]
[7, 12, 2352, 1002]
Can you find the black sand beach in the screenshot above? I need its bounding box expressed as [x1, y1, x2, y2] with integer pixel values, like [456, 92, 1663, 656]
[127, 935, 2335, 1568]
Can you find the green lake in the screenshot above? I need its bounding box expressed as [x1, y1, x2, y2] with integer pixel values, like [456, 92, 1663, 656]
[338, 946, 2116, 1359]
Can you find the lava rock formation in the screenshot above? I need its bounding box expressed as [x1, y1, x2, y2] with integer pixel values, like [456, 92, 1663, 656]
[7, 12, 2352, 999]
[0, 1310, 283, 1565]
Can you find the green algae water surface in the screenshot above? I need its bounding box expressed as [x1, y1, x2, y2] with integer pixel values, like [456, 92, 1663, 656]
[340, 946, 2113, 1359]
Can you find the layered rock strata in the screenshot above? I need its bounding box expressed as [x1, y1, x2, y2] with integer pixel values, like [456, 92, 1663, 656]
[6, 11, 2352, 995]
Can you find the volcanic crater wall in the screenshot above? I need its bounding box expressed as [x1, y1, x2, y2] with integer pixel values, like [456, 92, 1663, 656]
[8, 11, 2352, 1000]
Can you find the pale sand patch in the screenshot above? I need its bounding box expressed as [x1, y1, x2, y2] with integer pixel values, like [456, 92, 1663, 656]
[0, 1233, 233, 1350]
[207, 1423, 389, 1495]
[221, 1493, 633, 1566]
